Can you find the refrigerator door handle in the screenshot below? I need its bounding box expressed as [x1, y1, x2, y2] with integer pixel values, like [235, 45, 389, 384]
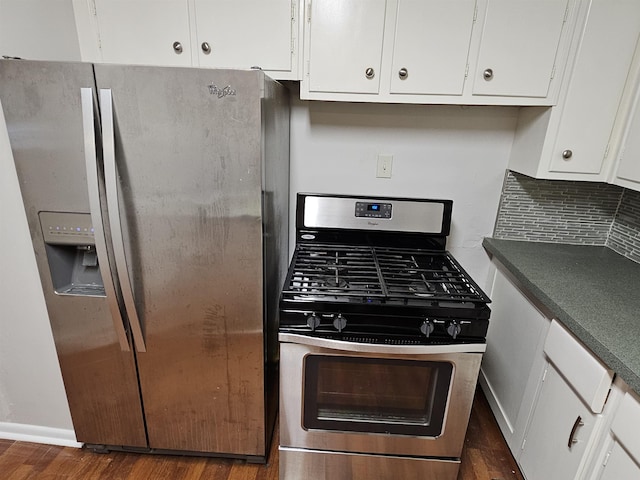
[100, 89, 147, 353]
[81, 87, 131, 352]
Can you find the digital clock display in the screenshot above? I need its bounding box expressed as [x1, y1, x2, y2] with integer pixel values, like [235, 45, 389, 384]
[355, 202, 392, 219]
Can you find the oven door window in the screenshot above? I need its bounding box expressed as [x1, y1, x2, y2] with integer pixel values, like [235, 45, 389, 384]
[303, 355, 453, 436]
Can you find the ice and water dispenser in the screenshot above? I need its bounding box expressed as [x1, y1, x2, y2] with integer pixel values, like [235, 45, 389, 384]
[39, 212, 105, 296]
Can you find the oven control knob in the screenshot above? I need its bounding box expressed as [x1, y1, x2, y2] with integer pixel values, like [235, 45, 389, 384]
[333, 314, 347, 332]
[447, 320, 462, 340]
[420, 320, 435, 337]
[306, 314, 321, 331]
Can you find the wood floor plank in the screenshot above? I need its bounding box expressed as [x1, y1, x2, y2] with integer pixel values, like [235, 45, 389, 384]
[0, 388, 521, 479]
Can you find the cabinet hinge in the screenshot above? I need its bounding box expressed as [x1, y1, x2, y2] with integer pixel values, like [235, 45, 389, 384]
[90, 0, 97, 16]
[307, 0, 312, 22]
[603, 450, 612, 467]
[551, 64, 556, 80]
[563, 3, 570, 23]
[604, 144, 610, 159]
[291, 0, 296, 19]
[473, 5, 478, 22]
[291, 37, 295, 54]
[542, 366, 548, 383]
[521, 438, 526, 450]
[465, 63, 469, 78]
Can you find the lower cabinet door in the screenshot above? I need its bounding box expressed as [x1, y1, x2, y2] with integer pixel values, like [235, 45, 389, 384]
[519, 363, 597, 480]
[598, 442, 640, 480]
[596, 389, 640, 480]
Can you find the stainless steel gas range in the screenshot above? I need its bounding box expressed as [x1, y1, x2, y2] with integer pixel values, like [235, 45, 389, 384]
[278, 193, 491, 480]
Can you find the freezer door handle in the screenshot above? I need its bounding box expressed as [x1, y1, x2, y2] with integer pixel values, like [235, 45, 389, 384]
[100, 89, 147, 353]
[81, 87, 131, 352]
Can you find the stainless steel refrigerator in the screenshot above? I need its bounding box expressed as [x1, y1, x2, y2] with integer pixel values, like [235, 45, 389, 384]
[0, 59, 289, 460]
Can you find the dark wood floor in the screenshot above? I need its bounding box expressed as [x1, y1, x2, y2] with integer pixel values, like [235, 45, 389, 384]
[0, 388, 523, 480]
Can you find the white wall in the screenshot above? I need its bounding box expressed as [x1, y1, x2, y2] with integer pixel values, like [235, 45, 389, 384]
[0, 0, 81, 61]
[0, 101, 78, 445]
[0, 0, 81, 444]
[289, 94, 518, 287]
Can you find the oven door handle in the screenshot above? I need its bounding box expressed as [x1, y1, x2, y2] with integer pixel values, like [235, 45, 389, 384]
[278, 333, 486, 354]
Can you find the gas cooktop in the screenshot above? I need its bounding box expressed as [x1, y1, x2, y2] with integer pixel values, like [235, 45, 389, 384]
[278, 194, 491, 344]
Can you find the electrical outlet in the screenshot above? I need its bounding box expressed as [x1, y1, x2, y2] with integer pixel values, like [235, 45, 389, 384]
[376, 154, 393, 178]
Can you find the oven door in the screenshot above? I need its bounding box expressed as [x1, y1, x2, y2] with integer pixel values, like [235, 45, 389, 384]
[279, 334, 484, 458]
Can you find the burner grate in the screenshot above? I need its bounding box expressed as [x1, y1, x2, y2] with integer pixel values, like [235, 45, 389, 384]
[286, 245, 384, 297]
[282, 244, 489, 304]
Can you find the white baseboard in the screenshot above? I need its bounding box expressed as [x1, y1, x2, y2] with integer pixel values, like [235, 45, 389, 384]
[0, 422, 81, 448]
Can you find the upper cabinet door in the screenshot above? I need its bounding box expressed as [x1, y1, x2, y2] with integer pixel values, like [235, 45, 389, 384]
[389, 0, 476, 95]
[194, 0, 293, 72]
[307, 0, 387, 94]
[615, 86, 640, 188]
[94, 0, 192, 67]
[549, 1, 640, 175]
[472, 0, 569, 98]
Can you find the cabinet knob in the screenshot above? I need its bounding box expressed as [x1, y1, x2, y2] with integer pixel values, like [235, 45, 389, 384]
[562, 149, 573, 159]
[365, 67, 375, 79]
[201, 42, 211, 54]
[398, 68, 408, 80]
[172, 41, 183, 54]
[483, 68, 494, 81]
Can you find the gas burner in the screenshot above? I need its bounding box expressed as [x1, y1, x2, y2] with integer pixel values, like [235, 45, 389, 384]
[322, 276, 349, 291]
[408, 282, 435, 296]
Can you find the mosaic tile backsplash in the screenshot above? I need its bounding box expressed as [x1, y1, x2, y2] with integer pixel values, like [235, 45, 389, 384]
[494, 171, 640, 263]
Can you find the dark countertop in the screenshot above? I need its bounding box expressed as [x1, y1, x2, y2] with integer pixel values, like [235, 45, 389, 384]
[483, 238, 640, 395]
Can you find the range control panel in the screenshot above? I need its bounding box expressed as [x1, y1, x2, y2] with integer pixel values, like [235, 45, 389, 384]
[39, 211, 95, 245]
[354, 202, 392, 219]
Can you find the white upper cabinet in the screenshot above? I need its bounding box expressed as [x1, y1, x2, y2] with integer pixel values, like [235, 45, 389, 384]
[612, 61, 640, 191]
[92, 0, 192, 67]
[509, 0, 640, 181]
[388, 0, 476, 96]
[194, 0, 294, 74]
[73, 0, 303, 80]
[472, 0, 569, 99]
[301, 0, 578, 105]
[306, 0, 387, 94]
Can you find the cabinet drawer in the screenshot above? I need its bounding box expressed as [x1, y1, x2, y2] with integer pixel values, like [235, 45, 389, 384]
[544, 320, 613, 413]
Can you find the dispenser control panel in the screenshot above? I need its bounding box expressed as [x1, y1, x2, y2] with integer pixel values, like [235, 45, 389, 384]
[40, 212, 96, 245]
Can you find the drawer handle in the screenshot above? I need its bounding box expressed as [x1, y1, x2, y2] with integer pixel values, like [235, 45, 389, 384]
[173, 41, 183, 54]
[483, 68, 494, 81]
[562, 149, 573, 159]
[568, 415, 584, 449]
[365, 67, 375, 79]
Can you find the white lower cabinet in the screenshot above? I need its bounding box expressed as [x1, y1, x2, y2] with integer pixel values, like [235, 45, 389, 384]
[587, 381, 640, 480]
[519, 362, 599, 480]
[482, 261, 616, 480]
[519, 321, 614, 480]
[480, 264, 550, 454]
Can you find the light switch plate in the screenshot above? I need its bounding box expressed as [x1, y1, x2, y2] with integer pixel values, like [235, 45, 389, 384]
[376, 154, 393, 178]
